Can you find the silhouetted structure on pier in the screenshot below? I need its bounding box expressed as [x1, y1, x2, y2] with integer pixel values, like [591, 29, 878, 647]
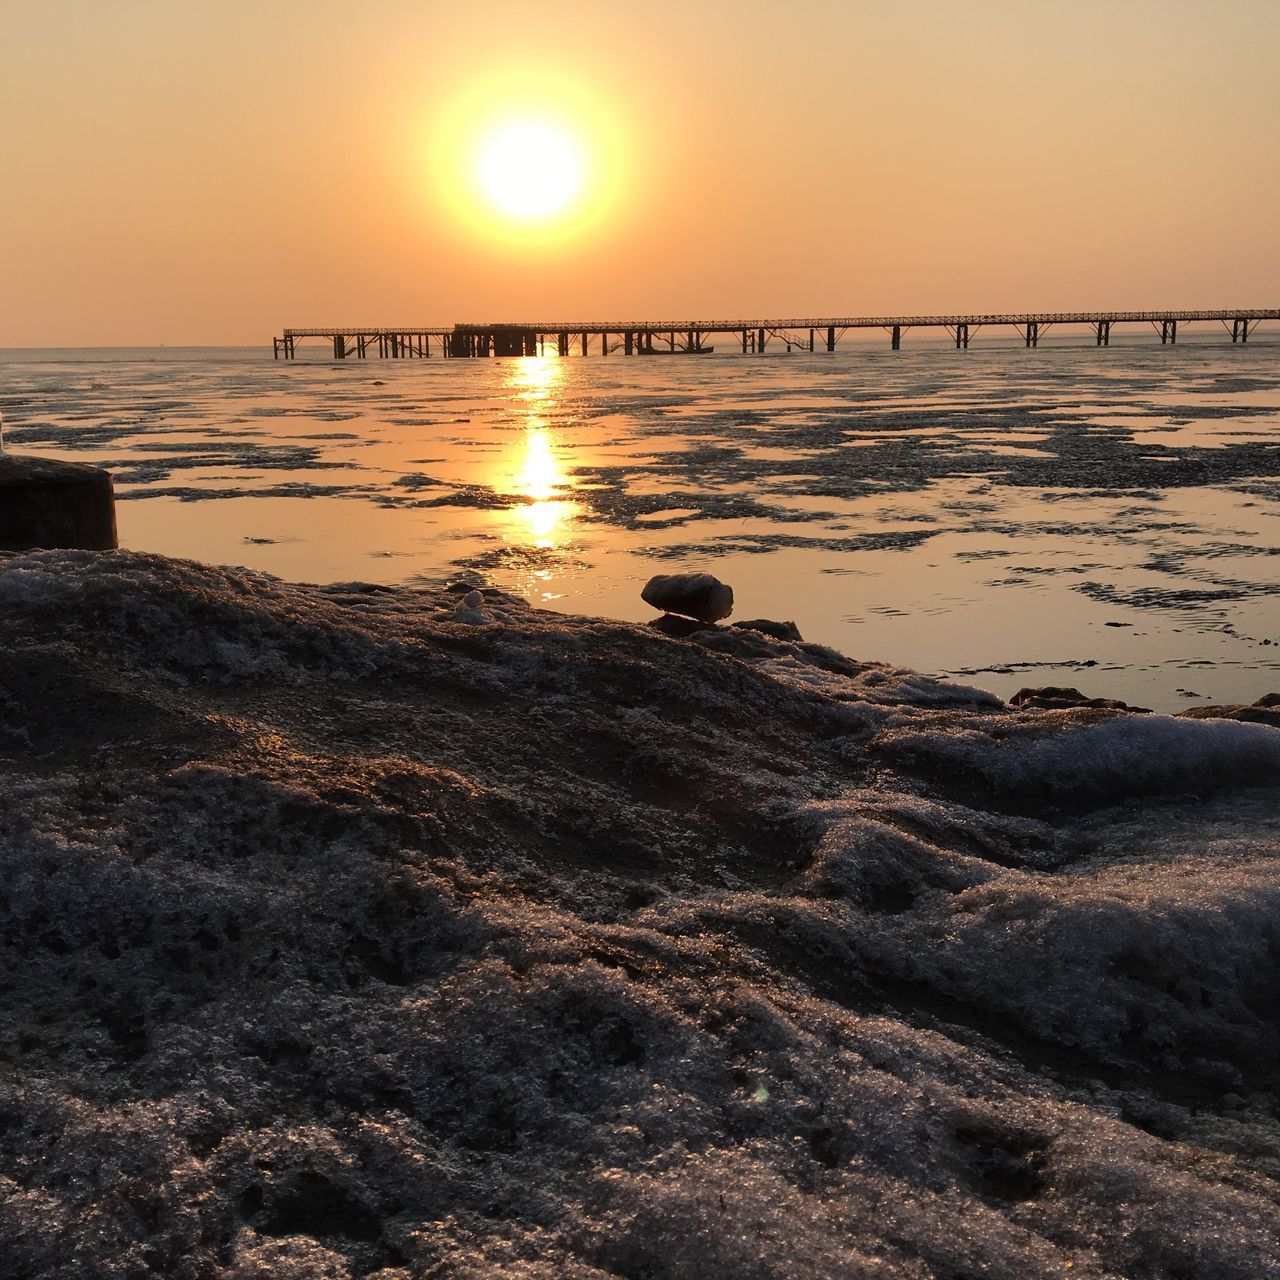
[273, 310, 1277, 359]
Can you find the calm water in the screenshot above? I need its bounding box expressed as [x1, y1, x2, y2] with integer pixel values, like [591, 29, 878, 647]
[4, 338, 1279, 710]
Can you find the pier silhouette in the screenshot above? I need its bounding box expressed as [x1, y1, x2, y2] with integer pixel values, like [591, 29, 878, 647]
[273, 309, 1277, 359]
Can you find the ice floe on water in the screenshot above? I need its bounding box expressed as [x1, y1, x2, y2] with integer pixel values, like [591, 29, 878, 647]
[2, 550, 1279, 1278]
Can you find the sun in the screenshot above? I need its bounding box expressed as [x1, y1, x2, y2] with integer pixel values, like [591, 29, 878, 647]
[476, 121, 584, 221]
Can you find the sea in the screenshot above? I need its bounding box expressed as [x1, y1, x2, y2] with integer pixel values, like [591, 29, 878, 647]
[4, 334, 1279, 711]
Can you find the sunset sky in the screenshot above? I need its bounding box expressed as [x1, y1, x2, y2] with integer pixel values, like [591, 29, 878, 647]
[4, 0, 1278, 346]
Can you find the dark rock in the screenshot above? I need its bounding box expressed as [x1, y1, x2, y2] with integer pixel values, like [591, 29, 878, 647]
[0, 453, 117, 551]
[732, 618, 803, 642]
[650, 614, 715, 639]
[1178, 703, 1280, 728]
[1256, 693, 1280, 708]
[1010, 686, 1147, 713]
[641, 572, 733, 623]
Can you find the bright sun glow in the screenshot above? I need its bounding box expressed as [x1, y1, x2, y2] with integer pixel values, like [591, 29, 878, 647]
[477, 122, 583, 220]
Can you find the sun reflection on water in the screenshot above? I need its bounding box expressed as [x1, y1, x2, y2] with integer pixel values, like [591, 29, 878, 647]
[514, 427, 575, 544]
[502, 357, 577, 553]
[508, 352, 565, 402]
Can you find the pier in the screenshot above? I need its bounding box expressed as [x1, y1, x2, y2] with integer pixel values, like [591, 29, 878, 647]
[273, 310, 1278, 359]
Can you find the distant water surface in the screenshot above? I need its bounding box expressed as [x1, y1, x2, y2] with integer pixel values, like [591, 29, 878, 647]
[3, 338, 1279, 710]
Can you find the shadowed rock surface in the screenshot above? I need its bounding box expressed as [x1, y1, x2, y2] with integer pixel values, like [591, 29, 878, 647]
[1, 550, 1279, 1279]
[641, 573, 734, 624]
[1178, 694, 1280, 728]
[1010, 686, 1150, 713]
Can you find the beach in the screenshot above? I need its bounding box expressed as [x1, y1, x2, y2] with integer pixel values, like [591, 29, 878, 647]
[2, 548, 1278, 1277]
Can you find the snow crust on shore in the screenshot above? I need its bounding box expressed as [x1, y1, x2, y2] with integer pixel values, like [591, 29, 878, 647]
[1, 550, 1278, 1279]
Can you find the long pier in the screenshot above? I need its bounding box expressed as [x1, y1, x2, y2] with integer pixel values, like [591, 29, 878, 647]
[273, 310, 1278, 359]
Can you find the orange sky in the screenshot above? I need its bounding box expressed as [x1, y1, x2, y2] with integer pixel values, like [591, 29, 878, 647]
[3, 0, 1278, 346]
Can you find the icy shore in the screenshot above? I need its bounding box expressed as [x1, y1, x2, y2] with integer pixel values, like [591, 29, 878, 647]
[1, 550, 1278, 1278]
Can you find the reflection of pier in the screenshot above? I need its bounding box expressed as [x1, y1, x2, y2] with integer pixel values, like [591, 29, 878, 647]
[273, 310, 1279, 359]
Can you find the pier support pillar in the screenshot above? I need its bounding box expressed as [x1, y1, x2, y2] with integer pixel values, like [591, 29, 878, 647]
[1024, 322, 1038, 348]
[757, 328, 765, 353]
[891, 325, 901, 350]
[624, 331, 634, 356]
[582, 333, 588, 357]
[827, 326, 835, 352]
[558, 332, 569, 357]
[1095, 321, 1111, 347]
[809, 327, 815, 352]
[1235, 318, 1250, 343]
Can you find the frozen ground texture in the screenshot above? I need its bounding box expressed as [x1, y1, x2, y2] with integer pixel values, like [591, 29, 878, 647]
[1, 551, 1279, 1279]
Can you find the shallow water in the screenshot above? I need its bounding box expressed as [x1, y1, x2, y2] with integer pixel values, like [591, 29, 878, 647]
[3, 337, 1279, 709]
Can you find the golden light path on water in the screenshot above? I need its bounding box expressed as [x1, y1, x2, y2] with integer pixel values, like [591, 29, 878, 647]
[501, 356, 577, 565]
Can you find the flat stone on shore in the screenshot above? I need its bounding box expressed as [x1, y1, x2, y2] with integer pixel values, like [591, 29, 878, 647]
[641, 572, 734, 623]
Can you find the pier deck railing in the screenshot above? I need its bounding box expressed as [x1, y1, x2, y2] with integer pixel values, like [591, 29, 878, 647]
[273, 309, 1279, 358]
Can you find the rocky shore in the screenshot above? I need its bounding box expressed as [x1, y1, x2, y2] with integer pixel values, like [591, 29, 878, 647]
[2, 550, 1279, 1278]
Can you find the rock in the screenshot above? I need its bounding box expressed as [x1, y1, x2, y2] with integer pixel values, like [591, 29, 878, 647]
[449, 589, 488, 625]
[1256, 693, 1280, 708]
[640, 573, 733, 623]
[732, 618, 803, 642]
[1178, 703, 1280, 728]
[1010, 686, 1147, 713]
[650, 614, 714, 639]
[0, 453, 117, 552]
